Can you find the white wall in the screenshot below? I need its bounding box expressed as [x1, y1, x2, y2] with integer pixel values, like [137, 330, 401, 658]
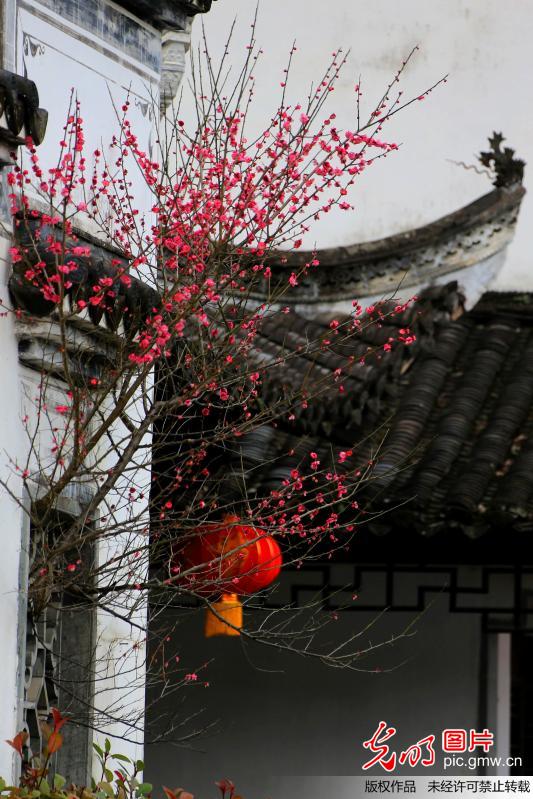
[12, 0, 159, 767]
[0, 0, 162, 776]
[17, 0, 159, 242]
[190, 0, 533, 289]
[0, 232, 31, 781]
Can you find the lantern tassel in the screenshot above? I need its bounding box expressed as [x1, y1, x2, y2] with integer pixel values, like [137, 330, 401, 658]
[204, 593, 242, 638]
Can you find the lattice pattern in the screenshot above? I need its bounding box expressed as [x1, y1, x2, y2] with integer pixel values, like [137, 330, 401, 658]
[23, 604, 61, 764]
[262, 563, 533, 632]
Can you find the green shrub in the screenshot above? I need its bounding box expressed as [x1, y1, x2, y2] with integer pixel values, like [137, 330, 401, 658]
[3, 711, 242, 799]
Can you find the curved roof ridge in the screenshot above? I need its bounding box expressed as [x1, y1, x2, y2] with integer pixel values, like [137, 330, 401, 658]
[255, 185, 525, 305]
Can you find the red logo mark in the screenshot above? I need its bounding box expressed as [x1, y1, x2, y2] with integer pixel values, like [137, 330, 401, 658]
[469, 729, 494, 752]
[362, 722, 436, 771]
[442, 729, 467, 753]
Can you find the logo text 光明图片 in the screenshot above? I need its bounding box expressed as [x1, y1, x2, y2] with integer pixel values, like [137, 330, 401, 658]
[362, 722, 494, 771]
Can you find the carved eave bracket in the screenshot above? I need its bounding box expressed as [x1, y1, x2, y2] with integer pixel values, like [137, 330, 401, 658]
[0, 69, 48, 167]
[158, 2, 219, 115]
[160, 25, 192, 115]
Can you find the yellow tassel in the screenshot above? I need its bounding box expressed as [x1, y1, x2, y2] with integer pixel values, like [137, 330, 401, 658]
[204, 593, 242, 637]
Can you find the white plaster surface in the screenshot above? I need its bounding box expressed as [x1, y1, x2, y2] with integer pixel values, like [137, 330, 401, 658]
[0, 0, 160, 775]
[189, 1, 533, 290]
[17, 1, 159, 242]
[0, 236, 30, 781]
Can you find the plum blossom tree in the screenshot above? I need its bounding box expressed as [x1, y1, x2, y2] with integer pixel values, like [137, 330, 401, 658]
[1, 19, 444, 750]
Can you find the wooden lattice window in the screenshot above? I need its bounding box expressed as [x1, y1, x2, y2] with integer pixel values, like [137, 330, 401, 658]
[21, 513, 95, 784]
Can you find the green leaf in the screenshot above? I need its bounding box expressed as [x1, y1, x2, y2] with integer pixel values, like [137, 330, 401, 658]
[113, 754, 131, 764]
[135, 760, 144, 773]
[93, 743, 104, 758]
[104, 738, 111, 754]
[138, 783, 152, 796]
[97, 782, 114, 797]
[104, 769, 114, 783]
[53, 775, 66, 791]
[40, 779, 51, 796]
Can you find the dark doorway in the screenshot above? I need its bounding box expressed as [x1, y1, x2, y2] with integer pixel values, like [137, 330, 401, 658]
[511, 633, 533, 774]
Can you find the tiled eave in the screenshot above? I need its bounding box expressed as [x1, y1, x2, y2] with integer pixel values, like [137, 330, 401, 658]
[9, 215, 161, 344]
[114, 0, 216, 29]
[0, 69, 48, 166]
[213, 288, 533, 539]
[254, 184, 525, 305]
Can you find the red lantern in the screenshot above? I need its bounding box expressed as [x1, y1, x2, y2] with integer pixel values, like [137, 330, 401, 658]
[231, 533, 282, 595]
[174, 515, 282, 637]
